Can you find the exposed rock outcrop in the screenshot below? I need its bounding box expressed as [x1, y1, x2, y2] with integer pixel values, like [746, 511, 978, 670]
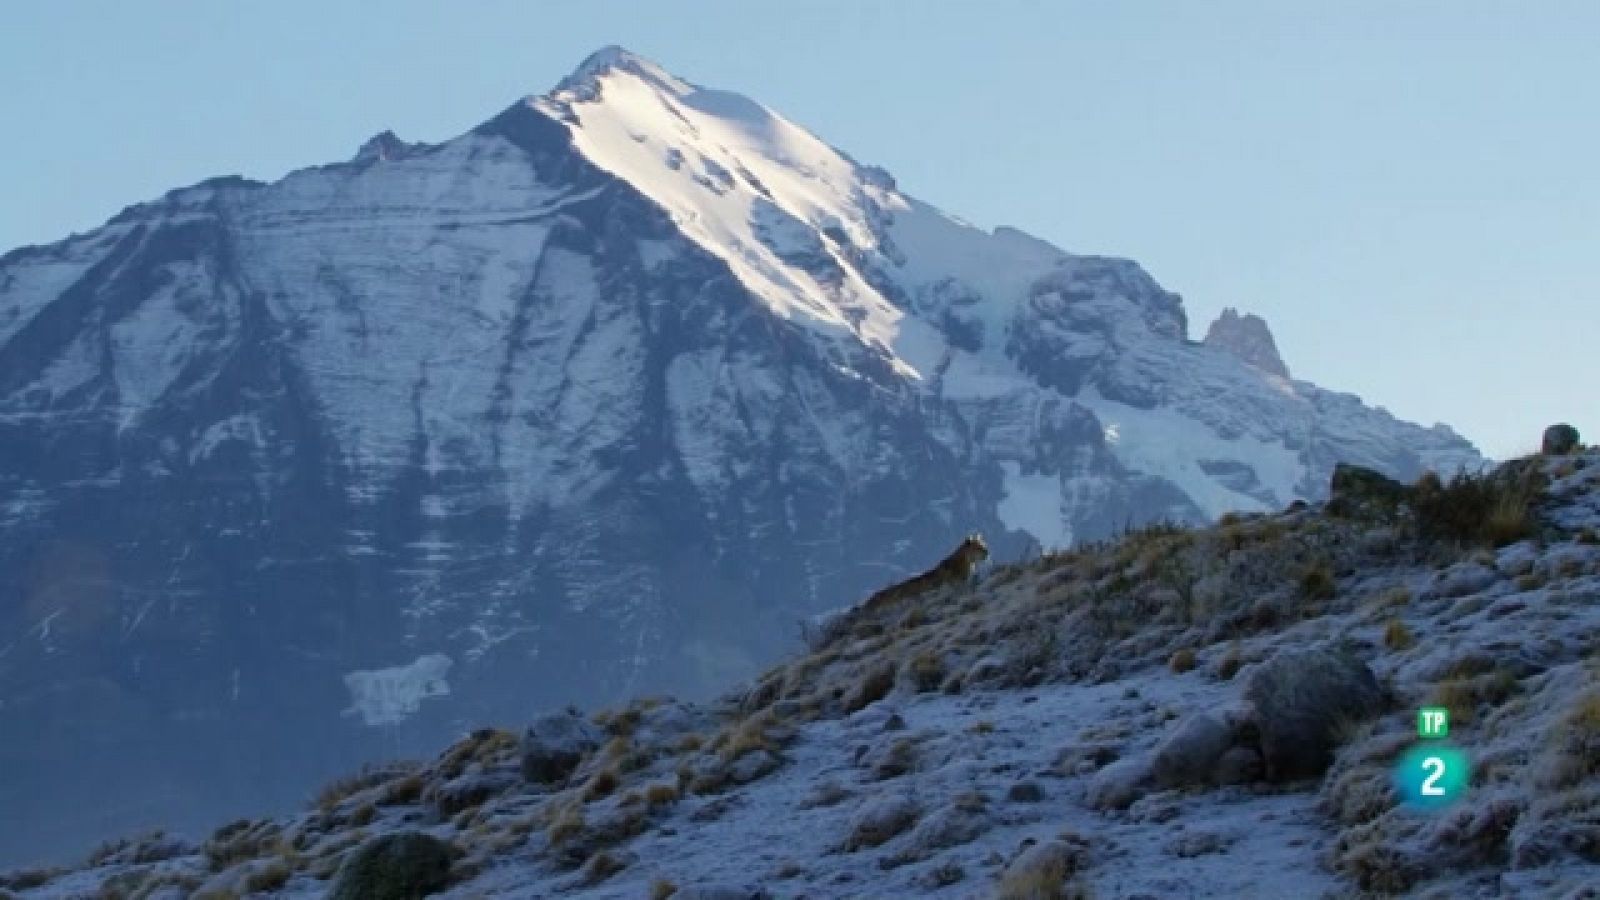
[1203, 307, 1291, 378]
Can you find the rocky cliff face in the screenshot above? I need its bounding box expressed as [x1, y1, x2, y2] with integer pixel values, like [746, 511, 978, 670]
[0, 46, 1480, 863]
[1203, 307, 1290, 379]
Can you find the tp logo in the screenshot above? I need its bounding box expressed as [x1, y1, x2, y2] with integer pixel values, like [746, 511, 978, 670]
[1394, 707, 1468, 810]
[1418, 706, 1449, 738]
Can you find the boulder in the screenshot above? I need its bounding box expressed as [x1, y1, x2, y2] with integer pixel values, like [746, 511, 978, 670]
[1242, 647, 1384, 781]
[330, 831, 454, 900]
[1542, 422, 1581, 455]
[1085, 757, 1150, 810]
[520, 709, 602, 784]
[1147, 712, 1234, 789]
[1328, 463, 1410, 518]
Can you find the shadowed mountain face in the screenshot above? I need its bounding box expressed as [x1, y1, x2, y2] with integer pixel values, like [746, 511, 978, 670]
[0, 47, 1479, 864]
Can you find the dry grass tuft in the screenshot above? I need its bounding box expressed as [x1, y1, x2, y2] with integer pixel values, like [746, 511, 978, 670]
[548, 802, 585, 845]
[581, 849, 627, 885]
[1429, 666, 1519, 726]
[582, 765, 621, 802]
[645, 781, 681, 809]
[1371, 586, 1412, 609]
[382, 772, 425, 806]
[1536, 690, 1600, 789]
[243, 858, 291, 893]
[845, 661, 897, 713]
[1383, 618, 1414, 651]
[1298, 559, 1337, 603]
[995, 861, 1091, 900]
[1168, 647, 1197, 673]
[1216, 642, 1244, 681]
[314, 764, 411, 812]
[904, 649, 946, 692]
[718, 709, 779, 763]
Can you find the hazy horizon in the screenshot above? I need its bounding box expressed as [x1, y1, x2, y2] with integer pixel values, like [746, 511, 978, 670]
[3, 1, 1595, 458]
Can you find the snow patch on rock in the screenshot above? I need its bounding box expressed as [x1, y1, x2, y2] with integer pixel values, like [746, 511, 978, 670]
[342, 653, 453, 727]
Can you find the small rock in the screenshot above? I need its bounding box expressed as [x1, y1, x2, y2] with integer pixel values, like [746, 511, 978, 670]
[914, 860, 965, 889]
[799, 780, 851, 809]
[520, 709, 602, 784]
[729, 749, 781, 784]
[631, 699, 707, 746]
[1167, 829, 1233, 858]
[1000, 838, 1088, 887]
[330, 831, 454, 900]
[843, 795, 919, 851]
[1542, 422, 1581, 455]
[1086, 757, 1149, 810]
[1430, 564, 1498, 600]
[689, 795, 739, 823]
[1128, 796, 1182, 824]
[430, 769, 516, 817]
[1212, 744, 1264, 785]
[1006, 780, 1045, 803]
[861, 736, 918, 780]
[672, 886, 770, 900]
[1148, 712, 1234, 789]
[1054, 741, 1121, 774]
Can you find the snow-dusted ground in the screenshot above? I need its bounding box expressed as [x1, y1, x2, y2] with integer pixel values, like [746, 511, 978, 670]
[478, 678, 1343, 900]
[10, 448, 1598, 899]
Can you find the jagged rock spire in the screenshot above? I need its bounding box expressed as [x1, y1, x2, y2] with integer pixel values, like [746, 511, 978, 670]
[1204, 307, 1289, 379]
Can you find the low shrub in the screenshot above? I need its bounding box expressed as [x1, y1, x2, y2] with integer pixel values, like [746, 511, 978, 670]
[1298, 559, 1337, 603]
[1413, 466, 1542, 547]
[845, 661, 897, 712]
[644, 782, 680, 808]
[1383, 618, 1414, 651]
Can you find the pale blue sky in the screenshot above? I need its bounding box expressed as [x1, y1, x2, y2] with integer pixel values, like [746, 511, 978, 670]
[3, 1, 1594, 458]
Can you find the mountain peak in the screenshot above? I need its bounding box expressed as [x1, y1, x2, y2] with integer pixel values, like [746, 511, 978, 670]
[1204, 307, 1290, 379]
[353, 129, 416, 163]
[554, 45, 686, 99]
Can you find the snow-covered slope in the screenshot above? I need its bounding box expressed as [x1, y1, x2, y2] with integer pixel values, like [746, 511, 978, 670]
[10, 449, 1596, 898]
[0, 46, 1479, 865]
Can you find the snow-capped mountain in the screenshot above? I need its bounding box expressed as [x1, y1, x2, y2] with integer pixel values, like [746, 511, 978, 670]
[0, 46, 1479, 863]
